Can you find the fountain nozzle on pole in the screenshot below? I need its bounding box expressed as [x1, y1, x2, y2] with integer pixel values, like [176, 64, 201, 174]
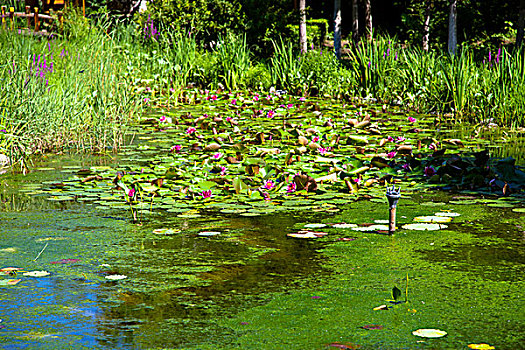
[386, 185, 401, 235]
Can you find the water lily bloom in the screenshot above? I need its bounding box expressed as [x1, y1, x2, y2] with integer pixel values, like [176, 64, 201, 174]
[387, 151, 396, 159]
[226, 116, 233, 122]
[318, 148, 328, 155]
[231, 99, 237, 105]
[287, 104, 294, 108]
[299, 97, 306, 102]
[212, 153, 222, 159]
[253, 95, 259, 102]
[144, 98, 149, 103]
[211, 95, 217, 101]
[402, 163, 411, 171]
[408, 116, 416, 123]
[159, 116, 166, 122]
[186, 127, 196, 134]
[286, 182, 296, 193]
[312, 136, 320, 142]
[428, 143, 437, 150]
[396, 136, 406, 143]
[267, 110, 275, 118]
[263, 180, 275, 190]
[170, 144, 182, 152]
[387, 136, 394, 142]
[424, 166, 437, 177]
[353, 178, 361, 184]
[201, 190, 212, 199]
[220, 166, 227, 175]
[127, 188, 135, 197]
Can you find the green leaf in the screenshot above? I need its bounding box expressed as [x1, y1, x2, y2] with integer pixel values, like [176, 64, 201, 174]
[392, 286, 401, 301]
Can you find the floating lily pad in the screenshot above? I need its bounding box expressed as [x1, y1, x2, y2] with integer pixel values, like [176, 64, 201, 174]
[304, 223, 327, 229]
[467, 344, 495, 350]
[512, 207, 525, 213]
[287, 230, 328, 239]
[413, 216, 452, 223]
[23, 271, 50, 277]
[198, 231, 221, 236]
[105, 274, 127, 280]
[402, 223, 448, 231]
[434, 212, 460, 217]
[152, 228, 181, 235]
[412, 328, 447, 338]
[0, 279, 21, 286]
[352, 224, 390, 232]
[331, 223, 358, 229]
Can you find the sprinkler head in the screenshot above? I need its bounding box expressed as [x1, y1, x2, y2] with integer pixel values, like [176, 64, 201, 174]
[386, 185, 401, 209]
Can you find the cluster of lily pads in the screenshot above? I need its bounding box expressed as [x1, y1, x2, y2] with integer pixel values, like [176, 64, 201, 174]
[287, 211, 459, 239]
[29, 89, 524, 220]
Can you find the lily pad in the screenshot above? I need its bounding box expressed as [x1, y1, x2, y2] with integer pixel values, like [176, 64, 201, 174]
[23, 271, 50, 277]
[304, 223, 327, 229]
[105, 274, 127, 280]
[287, 230, 328, 239]
[413, 216, 452, 223]
[152, 228, 181, 235]
[402, 223, 448, 231]
[352, 224, 390, 232]
[411, 328, 447, 338]
[198, 231, 221, 236]
[467, 344, 495, 350]
[0, 279, 21, 286]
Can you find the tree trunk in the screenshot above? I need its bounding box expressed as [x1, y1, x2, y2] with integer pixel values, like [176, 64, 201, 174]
[422, 0, 432, 51]
[517, 0, 525, 47]
[334, 0, 342, 59]
[299, 0, 307, 52]
[352, 0, 359, 44]
[364, 0, 372, 40]
[448, 0, 457, 55]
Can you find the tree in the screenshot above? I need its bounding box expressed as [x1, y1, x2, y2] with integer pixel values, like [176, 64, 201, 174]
[517, 0, 525, 47]
[422, 0, 432, 51]
[334, 0, 342, 58]
[299, 0, 307, 52]
[352, 0, 359, 44]
[364, 0, 372, 40]
[448, 0, 457, 55]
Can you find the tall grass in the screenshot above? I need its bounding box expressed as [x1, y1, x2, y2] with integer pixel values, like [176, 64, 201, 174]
[0, 15, 142, 167]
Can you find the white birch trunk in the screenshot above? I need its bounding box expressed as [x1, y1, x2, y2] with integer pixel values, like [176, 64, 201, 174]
[422, 0, 432, 51]
[334, 0, 342, 59]
[299, 0, 307, 53]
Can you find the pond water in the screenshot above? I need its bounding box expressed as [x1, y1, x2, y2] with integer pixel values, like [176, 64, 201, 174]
[1, 96, 524, 349]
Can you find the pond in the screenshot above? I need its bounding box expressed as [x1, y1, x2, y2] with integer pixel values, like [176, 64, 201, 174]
[1, 93, 524, 349]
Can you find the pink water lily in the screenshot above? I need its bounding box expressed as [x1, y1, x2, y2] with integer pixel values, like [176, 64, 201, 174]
[408, 116, 417, 123]
[396, 136, 406, 143]
[159, 115, 166, 122]
[127, 188, 135, 197]
[201, 190, 212, 199]
[267, 110, 275, 118]
[210, 95, 217, 101]
[312, 136, 320, 142]
[387, 151, 396, 159]
[231, 99, 237, 105]
[263, 180, 275, 190]
[186, 127, 196, 134]
[170, 144, 182, 152]
[286, 182, 296, 193]
[212, 153, 223, 160]
[424, 166, 437, 177]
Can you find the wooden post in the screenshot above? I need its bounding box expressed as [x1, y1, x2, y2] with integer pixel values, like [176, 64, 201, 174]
[26, 6, 31, 29]
[448, 0, 457, 56]
[34, 7, 39, 32]
[386, 186, 401, 235]
[9, 7, 14, 31]
[1, 6, 6, 30]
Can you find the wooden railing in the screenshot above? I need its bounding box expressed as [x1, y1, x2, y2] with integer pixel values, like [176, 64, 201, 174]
[0, 5, 63, 34]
